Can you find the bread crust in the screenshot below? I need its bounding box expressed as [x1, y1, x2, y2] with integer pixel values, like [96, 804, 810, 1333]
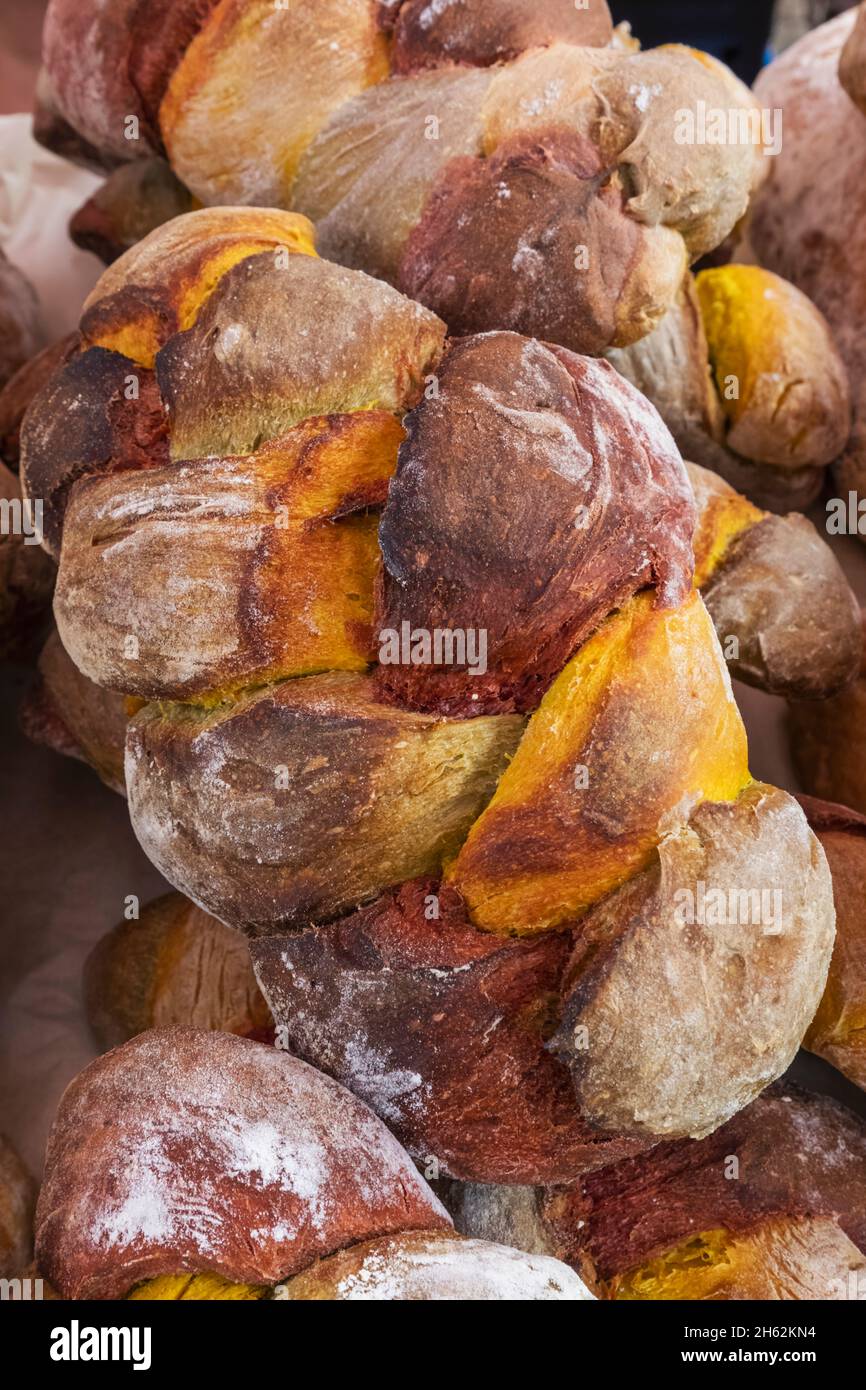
[35, 1028, 450, 1299]
[54, 412, 402, 699]
[41, 0, 159, 162]
[251, 877, 647, 1185]
[610, 268, 849, 511]
[126, 673, 523, 933]
[161, 0, 391, 206]
[19, 627, 127, 793]
[84, 892, 272, 1049]
[609, 1217, 866, 1300]
[252, 787, 833, 1175]
[156, 249, 445, 460]
[41, 3, 763, 355]
[551, 784, 834, 1140]
[695, 266, 851, 472]
[391, 0, 613, 75]
[25, 206, 841, 1189]
[376, 333, 695, 715]
[69, 159, 196, 265]
[20, 346, 169, 559]
[799, 796, 866, 1091]
[280, 1229, 594, 1300]
[700, 511, 861, 699]
[448, 592, 749, 934]
[544, 1085, 866, 1292]
[291, 65, 494, 286]
[81, 208, 316, 369]
[400, 131, 685, 353]
[295, 37, 762, 348]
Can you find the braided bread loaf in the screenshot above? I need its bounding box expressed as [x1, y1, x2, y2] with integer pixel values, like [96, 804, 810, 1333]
[38, 0, 766, 357]
[77, 856, 866, 1102]
[34, 1028, 592, 1300]
[19, 450, 860, 800]
[19, 210, 841, 1186]
[446, 1084, 866, 1300]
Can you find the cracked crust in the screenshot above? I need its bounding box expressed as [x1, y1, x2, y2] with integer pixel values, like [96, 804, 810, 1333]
[550, 784, 835, 1141]
[252, 788, 834, 1176]
[543, 1084, 866, 1296]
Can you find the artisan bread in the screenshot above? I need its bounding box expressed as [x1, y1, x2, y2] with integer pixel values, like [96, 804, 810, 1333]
[448, 1085, 866, 1300]
[84, 892, 273, 1051]
[797, 797, 866, 1091]
[34, 1028, 592, 1300]
[253, 784, 833, 1179]
[741, 7, 866, 518]
[609, 268, 851, 511]
[21, 210, 837, 1184]
[38, 0, 766, 354]
[687, 461, 860, 699]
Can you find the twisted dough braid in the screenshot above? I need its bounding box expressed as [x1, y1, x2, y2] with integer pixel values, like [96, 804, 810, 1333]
[35, 1028, 594, 1299]
[39, 0, 766, 353]
[21, 210, 836, 1183]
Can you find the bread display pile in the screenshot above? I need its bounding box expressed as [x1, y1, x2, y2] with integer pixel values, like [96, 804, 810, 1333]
[4, 0, 866, 1303]
[35, 0, 855, 515]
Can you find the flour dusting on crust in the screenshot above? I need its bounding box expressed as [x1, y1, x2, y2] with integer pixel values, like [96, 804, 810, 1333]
[35, 1028, 449, 1299]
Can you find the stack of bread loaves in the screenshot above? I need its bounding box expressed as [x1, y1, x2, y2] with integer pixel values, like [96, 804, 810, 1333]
[35, 0, 855, 510]
[9, 0, 866, 1301]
